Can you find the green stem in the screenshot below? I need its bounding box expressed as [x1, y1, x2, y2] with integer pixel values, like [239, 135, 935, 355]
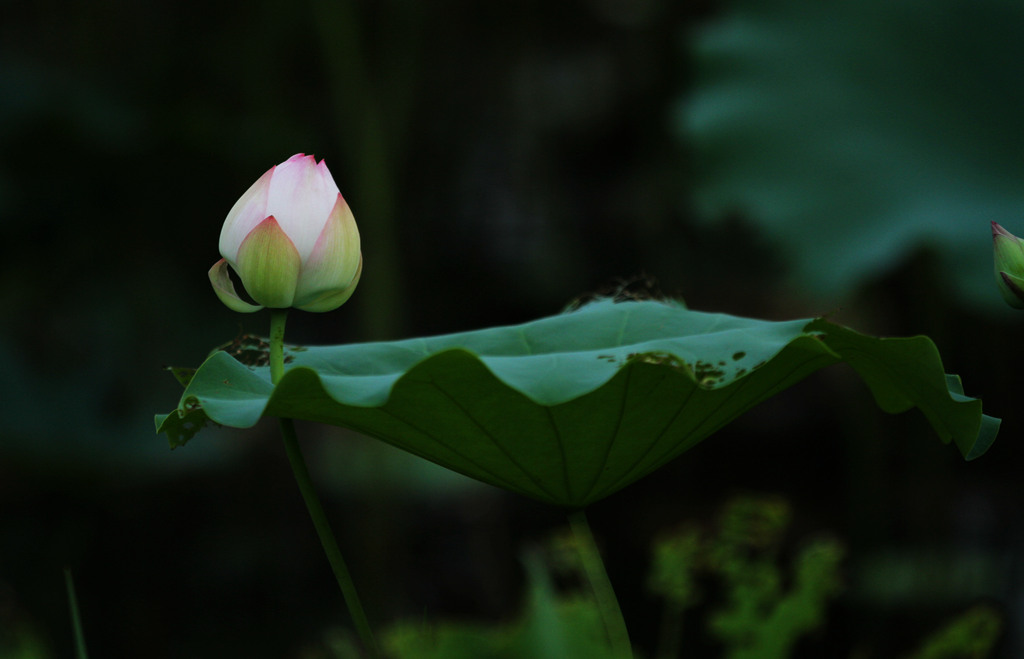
[268, 309, 381, 658]
[279, 417, 380, 656]
[269, 309, 288, 385]
[64, 566, 89, 659]
[568, 510, 633, 658]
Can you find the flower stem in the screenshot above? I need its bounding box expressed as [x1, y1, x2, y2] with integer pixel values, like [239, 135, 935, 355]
[568, 510, 633, 658]
[269, 309, 288, 385]
[268, 309, 380, 658]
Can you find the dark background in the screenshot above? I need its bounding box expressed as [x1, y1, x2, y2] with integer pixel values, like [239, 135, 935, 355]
[2, 0, 1021, 656]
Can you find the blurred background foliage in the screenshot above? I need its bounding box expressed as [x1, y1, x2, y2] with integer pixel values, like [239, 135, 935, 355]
[1, 0, 1023, 656]
[682, 0, 1024, 308]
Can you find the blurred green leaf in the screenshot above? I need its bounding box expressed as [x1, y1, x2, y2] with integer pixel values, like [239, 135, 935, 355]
[682, 0, 1024, 306]
[905, 605, 1002, 659]
[648, 528, 703, 609]
[382, 551, 609, 659]
[648, 496, 844, 659]
[709, 535, 844, 659]
[156, 299, 997, 507]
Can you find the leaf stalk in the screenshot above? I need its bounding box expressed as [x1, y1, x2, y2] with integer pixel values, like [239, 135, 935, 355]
[269, 309, 381, 658]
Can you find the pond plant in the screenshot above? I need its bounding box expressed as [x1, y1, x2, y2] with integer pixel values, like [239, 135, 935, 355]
[154, 155, 1001, 657]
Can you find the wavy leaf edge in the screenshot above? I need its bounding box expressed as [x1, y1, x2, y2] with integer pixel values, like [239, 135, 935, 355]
[155, 299, 998, 463]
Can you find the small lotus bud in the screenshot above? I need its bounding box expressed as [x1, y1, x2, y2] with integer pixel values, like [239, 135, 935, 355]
[992, 221, 1024, 309]
[209, 154, 362, 313]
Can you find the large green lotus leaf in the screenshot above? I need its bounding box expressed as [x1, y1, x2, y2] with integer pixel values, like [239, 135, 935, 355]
[156, 300, 998, 507]
[682, 0, 1024, 307]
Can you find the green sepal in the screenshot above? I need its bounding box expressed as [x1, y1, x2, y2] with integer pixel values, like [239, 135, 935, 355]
[234, 217, 301, 309]
[297, 255, 363, 312]
[998, 271, 1024, 309]
[208, 259, 264, 313]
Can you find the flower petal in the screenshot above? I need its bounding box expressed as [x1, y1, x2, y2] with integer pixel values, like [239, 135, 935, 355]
[296, 255, 362, 312]
[235, 217, 302, 308]
[208, 259, 264, 313]
[219, 166, 275, 261]
[266, 154, 340, 259]
[293, 194, 361, 306]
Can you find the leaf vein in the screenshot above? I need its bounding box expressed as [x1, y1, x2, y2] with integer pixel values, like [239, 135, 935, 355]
[425, 380, 560, 501]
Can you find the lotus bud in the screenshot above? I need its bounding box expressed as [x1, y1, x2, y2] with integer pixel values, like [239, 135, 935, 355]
[209, 154, 362, 313]
[992, 222, 1024, 309]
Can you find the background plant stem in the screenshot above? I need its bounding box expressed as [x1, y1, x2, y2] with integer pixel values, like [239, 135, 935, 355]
[269, 309, 381, 658]
[569, 510, 633, 658]
[64, 567, 88, 659]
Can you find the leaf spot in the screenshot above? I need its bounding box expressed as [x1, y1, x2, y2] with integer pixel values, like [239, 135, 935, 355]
[693, 359, 725, 381]
[627, 352, 687, 370]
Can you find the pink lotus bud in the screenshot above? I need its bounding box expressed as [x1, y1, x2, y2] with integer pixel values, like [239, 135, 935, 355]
[209, 154, 362, 313]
